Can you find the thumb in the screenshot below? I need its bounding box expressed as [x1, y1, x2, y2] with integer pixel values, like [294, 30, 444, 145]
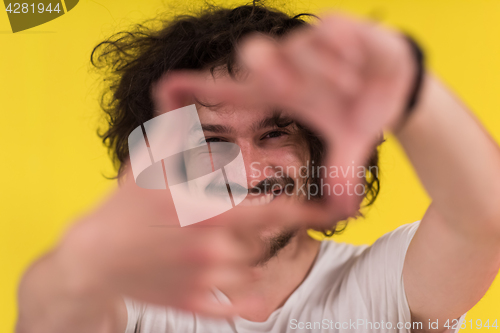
[323, 137, 373, 219]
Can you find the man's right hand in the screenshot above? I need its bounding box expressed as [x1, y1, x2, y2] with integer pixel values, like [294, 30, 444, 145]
[16, 162, 331, 333]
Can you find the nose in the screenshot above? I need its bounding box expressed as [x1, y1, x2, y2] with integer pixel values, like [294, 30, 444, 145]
[216, 139, 272, 191]
[238, 141, 275, 190]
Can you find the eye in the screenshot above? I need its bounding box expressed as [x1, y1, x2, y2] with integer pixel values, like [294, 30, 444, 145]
[205, 137, 226, 143]
[262, 130, 288, 139]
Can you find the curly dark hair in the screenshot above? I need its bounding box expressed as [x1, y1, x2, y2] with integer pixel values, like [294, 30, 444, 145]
[91, 2, 381, 236]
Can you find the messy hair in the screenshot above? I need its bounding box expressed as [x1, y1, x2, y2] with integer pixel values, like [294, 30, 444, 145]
[91, 2, 380, 236]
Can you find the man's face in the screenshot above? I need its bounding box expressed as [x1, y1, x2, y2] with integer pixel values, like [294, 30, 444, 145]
[193, 101, 311, 261]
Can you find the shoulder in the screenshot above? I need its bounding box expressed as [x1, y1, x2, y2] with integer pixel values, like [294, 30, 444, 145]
[336, 221, 421, 284]
[355, 221, 421, 270]
[339, 222, 421, 323]
[316, 221, 420, 270]
[308, 222, 421, 330]
[309, 221, 420, 288]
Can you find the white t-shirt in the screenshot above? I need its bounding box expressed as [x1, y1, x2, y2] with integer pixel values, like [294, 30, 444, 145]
[124, 221, 466, 333]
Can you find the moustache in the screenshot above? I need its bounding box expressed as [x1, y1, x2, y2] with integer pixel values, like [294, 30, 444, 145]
[248, 176, 295, 196]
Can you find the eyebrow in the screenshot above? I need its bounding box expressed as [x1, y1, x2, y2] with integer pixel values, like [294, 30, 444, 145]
[200, 124, 234, 134]
[250, 110, 294, 132]
[195, 110, 294, 135]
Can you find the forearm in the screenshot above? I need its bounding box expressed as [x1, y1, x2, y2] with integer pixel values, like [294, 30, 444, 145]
[395, 72, 500, 237]
[16, 249, 125, 333]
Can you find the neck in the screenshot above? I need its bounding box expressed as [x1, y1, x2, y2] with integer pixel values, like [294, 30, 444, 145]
[221, 229, 321, 322]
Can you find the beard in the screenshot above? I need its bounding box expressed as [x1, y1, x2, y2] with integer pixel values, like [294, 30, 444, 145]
[254, 227, 298, 266]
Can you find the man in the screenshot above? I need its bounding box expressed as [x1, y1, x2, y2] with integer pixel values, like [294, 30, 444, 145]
[16, 4, 500, 333]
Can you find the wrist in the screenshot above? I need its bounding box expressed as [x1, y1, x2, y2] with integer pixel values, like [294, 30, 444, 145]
[17, 248, 117, 333]
[54, 220, 114, 300]
[391, 34, 426, 135]
[393, 72, 441, 140]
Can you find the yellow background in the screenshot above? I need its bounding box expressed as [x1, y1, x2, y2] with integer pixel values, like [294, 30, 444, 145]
[1, 0, 499, 331]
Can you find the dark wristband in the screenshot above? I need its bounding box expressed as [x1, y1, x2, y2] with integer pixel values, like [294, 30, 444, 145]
[401, 34, 425, 124]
